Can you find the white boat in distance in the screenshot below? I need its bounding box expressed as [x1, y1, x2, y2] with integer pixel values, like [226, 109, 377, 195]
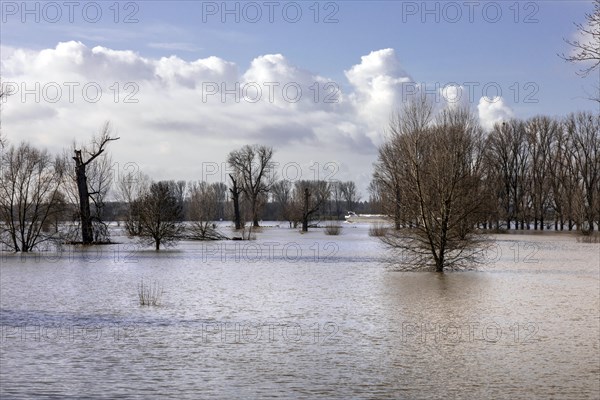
[344, 212, 389, 223]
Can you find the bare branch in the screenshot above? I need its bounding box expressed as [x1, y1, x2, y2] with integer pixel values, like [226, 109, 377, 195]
[559, 0, 600, 78]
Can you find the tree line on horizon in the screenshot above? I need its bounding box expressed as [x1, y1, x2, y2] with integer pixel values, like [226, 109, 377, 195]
[111, 143, 364, 249]
[370, 109, 600, 234]
[0, 122, 365, 251]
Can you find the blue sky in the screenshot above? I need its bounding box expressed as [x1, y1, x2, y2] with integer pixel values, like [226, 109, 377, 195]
[1, 1, 598, 193]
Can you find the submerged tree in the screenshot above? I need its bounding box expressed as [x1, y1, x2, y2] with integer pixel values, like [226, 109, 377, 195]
[565, 111, 600, 232]
[294, 180, 330, 232]
[485, 120, 530, 229]
[271, 179, 295, 227]
[116, 169, 151, 236]
[525, 116, 558, 230]
[188, 181, 228, 240]
[227, 145, 275, 227]
[71, 123, 119, 244]
[0, 143, 65, 252]
[129, 181, 184, 250]
[372, 96, 434, 229]
[330, 181, 345, 220]
[340, 181, 360, 213]
[229, 174, 243, 229]
[373, 100, 488, 272]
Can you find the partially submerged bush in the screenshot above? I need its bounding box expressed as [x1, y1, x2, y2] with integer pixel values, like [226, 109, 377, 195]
[324, 223, 342, 236]
[369, 222, 389, 237]
[137, 279, 163, 306]
[576, 232, 600, 243]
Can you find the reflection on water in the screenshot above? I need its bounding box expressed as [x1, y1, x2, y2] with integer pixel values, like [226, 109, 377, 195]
[1, 225, 599, 399]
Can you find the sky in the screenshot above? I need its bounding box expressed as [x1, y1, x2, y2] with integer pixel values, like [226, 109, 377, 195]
[1, 0, 598, 197]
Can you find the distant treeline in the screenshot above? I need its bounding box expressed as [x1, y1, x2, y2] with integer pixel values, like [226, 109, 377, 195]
[371, 111, 600, 233]
[100, 195, 375, 223]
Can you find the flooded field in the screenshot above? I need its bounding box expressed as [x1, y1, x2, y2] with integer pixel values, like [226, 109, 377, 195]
[1, 224, 599, 399]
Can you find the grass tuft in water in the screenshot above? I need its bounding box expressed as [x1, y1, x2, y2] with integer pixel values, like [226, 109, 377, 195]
[324, 223, 342, 235]
[368, 222, 388, 237]
[137, 279, 163, 306]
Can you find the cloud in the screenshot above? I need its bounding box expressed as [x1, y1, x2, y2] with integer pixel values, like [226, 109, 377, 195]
[345, 48, 413, 144]
[154, 54, 238, 88]
[0, 41, 515, 193]
[477, 96, 514, 131]
[440, 84, 472, 109]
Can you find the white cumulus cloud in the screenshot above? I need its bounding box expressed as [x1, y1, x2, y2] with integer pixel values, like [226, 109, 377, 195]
[477, 96, 514, 131]
[1, 41, 519, 192]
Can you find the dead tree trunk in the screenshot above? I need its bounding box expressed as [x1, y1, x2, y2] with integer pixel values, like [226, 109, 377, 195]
[302, 188, 310, 232]
[229, 174, 242, 230]
[73, 151, 93, 244]
[252, 194, 260, 227]
[72, 128, 119, 244]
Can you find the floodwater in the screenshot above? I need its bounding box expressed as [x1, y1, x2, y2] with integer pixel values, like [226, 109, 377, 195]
[1, 223, 599, 399]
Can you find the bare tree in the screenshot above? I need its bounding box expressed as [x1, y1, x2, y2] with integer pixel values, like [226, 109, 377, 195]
[294, 180, 330, 232]
[212, 182, 227, 220]
[525, 116, 558, 230]
[70, 122, 119, 244]
[116, 169, 150, 236]
[375, 103, 488, 272]
[188, 181, 228, 240]
[229, 174, 243, 229]
[547, 124, 569, 230]
[116, 170, 149, 204]
[551, 123, 581, 231]
[329, 181, 344, 220]
[170, 180, 187, 211]
[129, 181, 184, 250]
[367, 180, 385, 215]
[372, 141, 405, 229]
[508, 121, 530, 229]
[340, 181, 360, 213]
[485, 120, 530, 229]
[227, 145, 275, 227]
[0, 143, 65, 252]
[271, 179, 295, 227]
[560, 0, 600, 102]
[372, 96, 435, 230]
[565, 111, 600, 232]
[560, 0, 600, 77]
